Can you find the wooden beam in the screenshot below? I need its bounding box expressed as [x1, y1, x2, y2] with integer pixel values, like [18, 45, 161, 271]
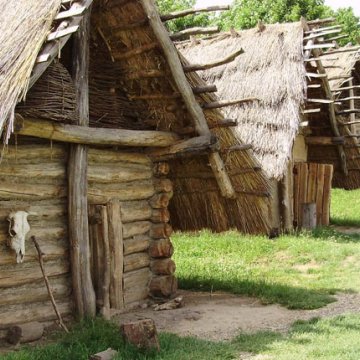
[140, 0, 236, 199]
[302, 108, 321, 114]
[338, 96, 360, 101]
[305, 24, 341, 34]
[183, 49, 244, 72]
[15, 118, 180, 147]
[170, 26, 219, 41]
[68, 7, 96, 319]
[307, 18, 335, 26]
[304, 43, 337, 50]
[321, 46, 360, 56]
[146, 135, 218, 161]
[203, 97, 258, 109]
[305, 136, 344, 145]
[303, 28, 341, 40]
[192, 85, 217, 94]
[306, 72, 327, 79]
[336, 109, 360, 115]
[306, 98, 334, 104]
[161, 5, 230, 21]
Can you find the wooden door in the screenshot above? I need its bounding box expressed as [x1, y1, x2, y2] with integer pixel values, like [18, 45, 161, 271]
[88, 199, 124, 317]
[293, 163, 333, 228]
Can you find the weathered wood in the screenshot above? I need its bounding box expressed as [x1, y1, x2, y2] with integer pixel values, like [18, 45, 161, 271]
[303, 28, 341, 40]
[183, 49, 244, 72]
[121, 201, 152, 223]
[170, 26, 219, 40]
[149, 193, 171, 209]
[151, 208, 171, 223]
[304, 43, 336, 50]
[322, 165, 333, 226]
[149, 239, 174, 258]
[306, 98, 334, 104]
[6, 322, 44, 345]
[150, 223, 173, 239]
[147, 135, 218, 161]
[124, 235, 150, 255]
[192, 85, 217, 94]
[301, 203, 317, 230]
[16, 118, 180, 147]
[88, 166, 153, 184]
[107, 200, 124, 310]
[308, 17, 335, 26]
[321, 46, 360, 56]
[161, 5, 230, 21]
[88, 148, 151, 165]
[123, 221, 152, 239]
[114, 42, 158, 60]
[151, 259, 176, 275]
[149, 275, 177, 297]
[123, 268, 151, 291]
[315, 164, 325, 225]
[153, 179, 173, 193]
[140, 0, 235, 199]
[305, 136, 344, 145]
[336, 109, 360, 115]
[89, 348, 118, 360]
[69, 7, 95, 319]
[0, 182, 66, 200]
[121, 319, 160, 352]
[279, 162, 293, 232]
[124, 286, 149, 305]
[153, 162, 170, 176]
[305, 24, 341, 34]
[203, 98, 257, 109]
[124, 253, 150, 272]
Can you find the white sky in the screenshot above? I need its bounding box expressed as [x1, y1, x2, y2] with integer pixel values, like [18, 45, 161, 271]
[195, 0, 360, 16]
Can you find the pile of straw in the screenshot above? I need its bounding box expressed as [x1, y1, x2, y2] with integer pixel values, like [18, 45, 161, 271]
[0, 0, 61, 141]
[179, 23, 307, 180]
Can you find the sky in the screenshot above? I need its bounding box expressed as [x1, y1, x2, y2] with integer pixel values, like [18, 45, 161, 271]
[195, 0, 360, 16]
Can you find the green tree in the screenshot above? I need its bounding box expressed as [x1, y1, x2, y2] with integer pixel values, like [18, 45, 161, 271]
[155, 0, 211, 33]
[333, 7, 360, 46]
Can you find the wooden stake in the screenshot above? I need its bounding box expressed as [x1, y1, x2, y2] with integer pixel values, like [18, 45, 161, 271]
[31, 236, 69, 333]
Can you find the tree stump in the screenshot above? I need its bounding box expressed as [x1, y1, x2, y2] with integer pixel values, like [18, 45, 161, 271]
[6, 322, 44, 345]
[301, 202, 317, 230]
[120, 319, 160, 352]
[89, 348, 118, 360]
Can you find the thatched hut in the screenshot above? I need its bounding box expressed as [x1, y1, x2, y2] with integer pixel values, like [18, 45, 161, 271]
[178, 19, 351, 230]
[317, 45, 360, 189]
[0, 0, 274, 335]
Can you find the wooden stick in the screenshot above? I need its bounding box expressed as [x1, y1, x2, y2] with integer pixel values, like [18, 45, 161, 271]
[307, 17, 335, 26]
[114, 42, 158, 60]
[170, 26, 219, 40]
[303, 28, 341, 40]
[338, 120, 360, 126]
[336, 109, 360, 115]
[306, 98, 334, 104]
[331, 85, 360, 92]
[305, 136, 344, 145]
[328, 34, 348, 42]
[141, 0, 236, 199]
[16, 117, 180, 147]
[322, 46, 360, 56]
[31, 236, 69, 333]
[203, 97, 258, 109]
[306, 72, 327, 78]
[304, 43, 336, 50]
[221, 144, 253, 153]
[183, 49, 244, 72]
[192, 85, 217, 94]
[302, 108, 321, 114]
[161, 5, 230, 21]
[305, 24, 341, 34]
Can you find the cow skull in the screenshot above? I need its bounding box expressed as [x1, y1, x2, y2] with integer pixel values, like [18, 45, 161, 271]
[7, 211, 30, 263]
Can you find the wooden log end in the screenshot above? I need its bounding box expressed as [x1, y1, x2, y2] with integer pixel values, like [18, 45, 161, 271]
[6, 322, 44, 345]
[151, 259, 176, 275]
[150, 275, 178, 298]
[149, 239, 174, 258]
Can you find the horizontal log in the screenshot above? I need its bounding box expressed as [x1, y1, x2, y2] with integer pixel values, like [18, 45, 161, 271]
[6, 322, 44, 344]
[328, 34, 348, 41]
[0, 300, 72, 329]
[124, 286, 149, 305]
[151, 208, 170, 223]
[331, 85, 360, 92]
[303, 28, 341, 40]
[88, 180, 155, 203]
[149, 193, 171, 209]
[88, 148, 151, 165]
[0, 182, 66, 200]
[203, 98, 258, 109]
[308, 17, 335, 26]
[0, 163, 64, 179]
[16, 118, 180, 147]
[183, 49, 244, 72]
[147, 135, 218, 161]
[306, 72, 327, 78]
[338, 120, 360, 126]
[336, 109, 360, 115]
[123, 221, 152, 239]
[124, 253, 150, 272]
[337, 96, 360, 101]
[302, 108, 321, 114]
[149, 275, 177, 298]
[149, 239, 174, 258]
[304, 43, 336, 50]
[1, 144, 66, 162]
[120, 201, 152, 223]
[151, 259, 176, 275]
[0, 260, 70, 288]
[170, 26, 219, 41]
[123, 268, 151, 291]
[114, 42, 158, 60]
[0, 276, 71, 307]
[153, 162, 170, 176]
[305, 136, 344, 145]
[160, 5, 230, 21]
[304, 56, 339, 62]
[88, 165, 153, 183]
[305, 24, 341, 34]
[124, 235, 150, 255]
[306, 98, 334, 104]
[192, 85, 217, 94]
[150, 224, 173, 239]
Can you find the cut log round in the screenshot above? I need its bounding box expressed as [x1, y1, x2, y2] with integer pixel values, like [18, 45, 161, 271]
[153, 179, 173, 193]
[153, 162, 170, 176]
[150, 224, 173, 239]
[149, 239, 174, 258]
[150, 275, 177, 297]
[151, 259, 176, 275]
[151, 208, 170, 223]
[6, 322, 44, 345]
[149, 193, 171, 209]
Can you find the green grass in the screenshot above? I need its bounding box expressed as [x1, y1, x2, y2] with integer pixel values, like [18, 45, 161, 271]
[172, 228, 360, 309]
[331, 188, 360, 226]
[3, 315, 360, 360]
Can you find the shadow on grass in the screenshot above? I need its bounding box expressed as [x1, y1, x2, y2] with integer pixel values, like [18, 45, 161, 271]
[330, 218, 360, 228]
[311, 227, 360, 243]
[178, 276, 338, 310]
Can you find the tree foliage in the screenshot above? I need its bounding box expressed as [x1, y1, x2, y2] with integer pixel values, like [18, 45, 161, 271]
[332, 7, 360, 46]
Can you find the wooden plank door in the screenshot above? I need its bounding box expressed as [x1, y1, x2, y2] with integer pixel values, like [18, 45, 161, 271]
[293, 163, 333, 228]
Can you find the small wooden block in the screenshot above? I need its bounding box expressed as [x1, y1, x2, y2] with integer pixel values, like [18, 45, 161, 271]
[89, 348, 118, 360]
[120, 319, 160, 352]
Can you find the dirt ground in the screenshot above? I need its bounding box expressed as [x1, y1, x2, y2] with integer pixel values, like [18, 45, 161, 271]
[116, 290, 360, 341]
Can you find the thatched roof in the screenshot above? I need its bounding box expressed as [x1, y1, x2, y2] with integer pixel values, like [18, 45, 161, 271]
[0, 0, 61, 141]
[178, 23, 307, 180]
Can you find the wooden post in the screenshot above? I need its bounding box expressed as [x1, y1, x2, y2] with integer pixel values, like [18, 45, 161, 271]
[269, 179, 280, 237]
[301, 203, 317, 230]
[68, 8, 96, 318]
[140, 0, 236, 199]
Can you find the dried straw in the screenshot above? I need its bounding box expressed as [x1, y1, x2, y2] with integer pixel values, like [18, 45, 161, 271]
[179, 23, 307, 180]
[0, 0, 62, 141]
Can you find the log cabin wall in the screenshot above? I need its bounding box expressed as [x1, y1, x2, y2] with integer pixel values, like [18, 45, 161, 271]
[0, 141, 72, 332]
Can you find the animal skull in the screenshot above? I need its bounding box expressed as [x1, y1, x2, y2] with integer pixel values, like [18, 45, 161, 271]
[7, 211, 30, 263]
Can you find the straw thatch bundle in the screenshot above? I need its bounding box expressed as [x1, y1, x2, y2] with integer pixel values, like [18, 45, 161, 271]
[179, 23, 307, 180]
[0, 0, 61, 141]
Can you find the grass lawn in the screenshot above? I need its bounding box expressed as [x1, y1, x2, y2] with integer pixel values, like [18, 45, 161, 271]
[172, 227, 360, 309]
[330, 188, 360, 226]
[3, 315, 360, 360]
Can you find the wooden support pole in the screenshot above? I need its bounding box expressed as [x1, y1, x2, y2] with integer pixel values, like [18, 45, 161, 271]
[183, 49, 244, 72]
[348, 79, 357, 135]
[320, 46, 360, 56]
[192, 84, 217, 94]
[336, 109, 360, 115]
[170, 26, 219, 40]
[69, 8, 96, 319]
[307, 17, 335, 26]
[161, 5, 230, 21]
[141, 0, 236, 199]
[203, 97, 258, 109]
[15, 117, 180, 147]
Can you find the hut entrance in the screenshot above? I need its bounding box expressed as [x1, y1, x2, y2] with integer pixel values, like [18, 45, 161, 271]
[293, 163, 333, 228]
[89, 200, 124, 316]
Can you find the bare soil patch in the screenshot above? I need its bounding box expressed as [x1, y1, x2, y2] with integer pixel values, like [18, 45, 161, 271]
[116, 290, 360, 341]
